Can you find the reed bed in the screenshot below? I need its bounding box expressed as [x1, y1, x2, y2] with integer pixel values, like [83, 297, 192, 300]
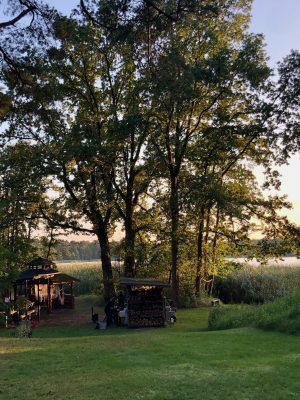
[215, 265, 300, 304]
[56, 260, 123, 296]
[57, 261, 102, 296]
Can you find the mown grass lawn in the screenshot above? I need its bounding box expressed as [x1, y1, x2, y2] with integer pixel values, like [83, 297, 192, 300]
[1, 306, 300, 400]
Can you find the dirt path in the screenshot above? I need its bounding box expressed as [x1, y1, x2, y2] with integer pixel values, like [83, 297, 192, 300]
[37, 307, 103, 327]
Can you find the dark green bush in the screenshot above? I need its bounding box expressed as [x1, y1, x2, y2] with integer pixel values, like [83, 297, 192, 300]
[208, 291, 300, 335]
[208, 304, 257, 330]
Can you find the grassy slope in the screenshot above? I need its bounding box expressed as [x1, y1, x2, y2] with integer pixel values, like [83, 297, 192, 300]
[1, 307, 300, 400]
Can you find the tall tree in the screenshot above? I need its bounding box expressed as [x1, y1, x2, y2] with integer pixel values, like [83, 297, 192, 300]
[1, 13, 123, 299]
[0, 142, 45, 288]
[142, 0, 271, 303]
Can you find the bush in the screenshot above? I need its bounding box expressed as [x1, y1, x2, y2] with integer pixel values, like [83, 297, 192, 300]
[0, 311, 6, 326]
[208, 304, 257, 330]
[15, 320, 32, 338]
[208, 291, 300, 335]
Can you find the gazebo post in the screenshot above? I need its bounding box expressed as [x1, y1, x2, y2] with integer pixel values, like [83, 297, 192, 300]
[71, 282, 74, 309]
[47, 278, 51, 314]
[13, 284, 17, 302]
[25, 280, 28, 317]
[37, 279, 40, 321]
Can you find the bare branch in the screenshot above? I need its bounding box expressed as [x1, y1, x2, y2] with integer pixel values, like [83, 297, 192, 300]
[0, 5, 36, 29]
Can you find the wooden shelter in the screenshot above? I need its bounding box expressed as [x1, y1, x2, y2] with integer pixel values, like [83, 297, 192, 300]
[11, 257, 78, 321]
[120, 277, 170, 328]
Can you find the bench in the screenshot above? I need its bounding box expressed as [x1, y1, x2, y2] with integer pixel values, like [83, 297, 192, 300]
[211, 298, 220, 307]
[19, 308, 37, 320]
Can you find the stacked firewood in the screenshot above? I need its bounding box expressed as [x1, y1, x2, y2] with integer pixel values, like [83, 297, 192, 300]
[128, 291, 165, 328]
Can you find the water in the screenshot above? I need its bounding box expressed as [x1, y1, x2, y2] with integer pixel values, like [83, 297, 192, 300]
[227, 256, 300, 267]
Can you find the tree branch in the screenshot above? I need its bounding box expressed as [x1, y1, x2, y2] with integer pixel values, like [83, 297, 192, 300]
[80, 0, 110, 29]
[0, 5, 36, 29]
[143, 0, 177, 22]
[39, 206, 95, 234]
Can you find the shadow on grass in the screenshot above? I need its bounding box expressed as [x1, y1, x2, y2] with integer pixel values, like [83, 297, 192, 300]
[0, 307, 210, 339]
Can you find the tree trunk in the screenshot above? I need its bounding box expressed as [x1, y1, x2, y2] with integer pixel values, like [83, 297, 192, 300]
[124, 218, 136, 277]
[195, 206, 205, 297]
[170, 175, 179, 306]
[210, 207, 220, 296]
[203, 207, 211, 293]
[96, 225, 115, 302]
[123, 196, 136, 277]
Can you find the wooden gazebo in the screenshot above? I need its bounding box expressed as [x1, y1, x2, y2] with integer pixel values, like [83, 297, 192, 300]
[12, 257, 78, 320]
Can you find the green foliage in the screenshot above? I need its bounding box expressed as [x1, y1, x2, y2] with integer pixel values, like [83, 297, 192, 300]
[215, 265, 300, 303]
[0, 142, 45, 289]
[208, 291, 300, 335]
[0, 300, 11, 326]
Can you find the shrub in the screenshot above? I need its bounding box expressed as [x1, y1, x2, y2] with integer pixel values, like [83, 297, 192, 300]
[208, 304, 257, 330]
[208, 291, 300, 335]
[15, 320, 32, 338]
[0, 311, 6, 326]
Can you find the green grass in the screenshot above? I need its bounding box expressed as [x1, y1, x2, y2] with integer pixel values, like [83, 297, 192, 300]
[1, 298, 300, 400]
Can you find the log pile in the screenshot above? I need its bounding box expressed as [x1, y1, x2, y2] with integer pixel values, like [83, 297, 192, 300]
[128, 288, 165, 328]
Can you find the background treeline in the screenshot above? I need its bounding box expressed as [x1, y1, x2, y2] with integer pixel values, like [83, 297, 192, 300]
[46, 239, 101, 261]
[36, 239, 123, 261]
[54, 240, 100, 261]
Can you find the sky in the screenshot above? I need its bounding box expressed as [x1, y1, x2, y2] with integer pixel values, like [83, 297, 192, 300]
[250, 0, 300, 224]
[1, 0, 300, 239]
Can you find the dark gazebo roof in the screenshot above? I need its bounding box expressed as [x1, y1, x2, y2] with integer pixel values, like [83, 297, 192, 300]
[16, 268, 59, 282]
[14, 257, 79, 284]
[15, 269, 79, 284]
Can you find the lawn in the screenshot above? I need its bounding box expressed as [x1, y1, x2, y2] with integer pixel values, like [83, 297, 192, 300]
[1, 300, 300, 400]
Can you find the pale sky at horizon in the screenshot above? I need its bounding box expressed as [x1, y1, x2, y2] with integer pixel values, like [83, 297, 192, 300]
[250, 0, 300, 225]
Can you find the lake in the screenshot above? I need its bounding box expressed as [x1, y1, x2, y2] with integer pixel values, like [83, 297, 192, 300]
[228, 257, 300, 267]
